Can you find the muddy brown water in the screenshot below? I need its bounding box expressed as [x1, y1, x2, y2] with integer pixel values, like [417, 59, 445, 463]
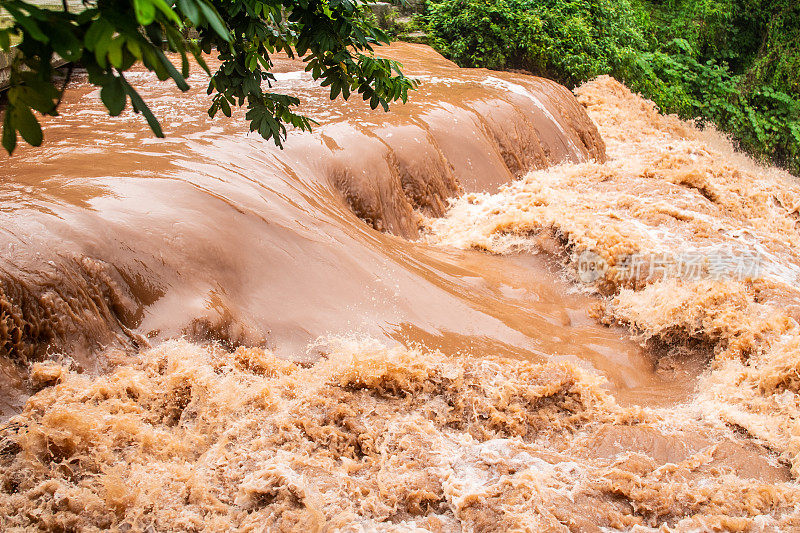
[3, 44, 797, 532]
[0, 43, 687, 416]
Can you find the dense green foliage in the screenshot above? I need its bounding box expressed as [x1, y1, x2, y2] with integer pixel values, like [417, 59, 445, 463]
[425, 0, 800, 174]
[426, 0, 646, 86]
[0, 0, 416, 153]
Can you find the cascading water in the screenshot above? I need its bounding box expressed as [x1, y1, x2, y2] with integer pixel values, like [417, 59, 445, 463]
[1, 44, 799, 531]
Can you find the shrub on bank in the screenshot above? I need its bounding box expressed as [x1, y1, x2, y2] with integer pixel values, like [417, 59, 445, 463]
[425, 0, 645, 86]
[423, 0, 800, 175]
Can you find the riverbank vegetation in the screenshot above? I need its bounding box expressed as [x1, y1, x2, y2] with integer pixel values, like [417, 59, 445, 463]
[0, 0, 415, 154]
[423, 0, 800, 175]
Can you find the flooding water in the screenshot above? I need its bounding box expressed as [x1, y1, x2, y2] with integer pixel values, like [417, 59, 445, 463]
[1, 44, 800, 531]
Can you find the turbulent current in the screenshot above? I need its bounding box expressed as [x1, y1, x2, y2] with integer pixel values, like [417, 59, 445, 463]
[1, 43, 800, 531]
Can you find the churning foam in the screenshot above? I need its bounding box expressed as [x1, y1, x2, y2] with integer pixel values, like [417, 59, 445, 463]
[2, 338, 799, 531]
[4, 74, 800, 531]
[425, 75, 800, 486]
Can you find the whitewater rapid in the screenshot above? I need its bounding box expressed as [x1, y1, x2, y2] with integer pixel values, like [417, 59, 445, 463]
[2, 46, 800, 531]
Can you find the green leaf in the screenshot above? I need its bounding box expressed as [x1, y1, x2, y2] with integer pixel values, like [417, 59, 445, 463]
[3, 4, 48, 43]
[101, 77, 127, 116]
[2, 111, 17, 155]
[133, 0, 157, 26]
[151, 0, 183, 26]
[126, 38, 142, 59]
[181, 52, 190, 78]
[120, 76, 164, 137]
[108, 37, 125, 68]
[197, 0, 231, 41]
[154, 47, 190, 91]
[12, 105, 43, 146]
[188, 44, 211, 75]
[93, 33, 115, 68]
[48, 21, 83, 62]
[84, 19, 113, 51]
[176, 0, 201, 25]
[16, 85, 57, 114]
